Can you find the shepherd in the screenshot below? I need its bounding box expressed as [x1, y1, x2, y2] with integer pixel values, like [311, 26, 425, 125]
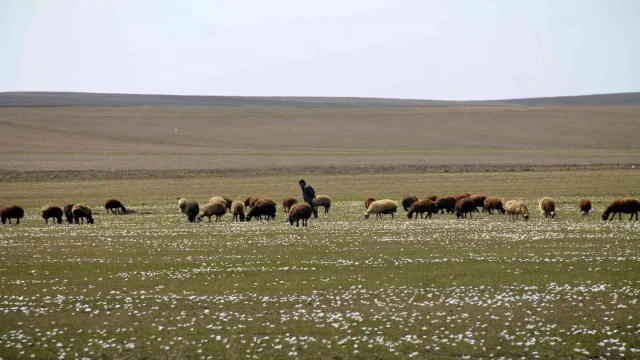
[298, 179, 318, 219]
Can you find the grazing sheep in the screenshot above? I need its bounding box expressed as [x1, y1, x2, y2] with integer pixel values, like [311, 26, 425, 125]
[197, 202, 227, 222]
[407, 199, 438, 219]
[424, 195, 438, 202]
[243, 196, 253, 208]
[223, 197, 233, 210]
[364, 199, 398, 220]
[282, 197, 299, 213]
[539, 197, 557, 219]
[602, 198, 640, 221]
[579, 199, 592, 216]
[249, 196, 271, 208]
[364, 197, 376, 209]
[177, 198, 187, 213]
[231, 201, 246, 222]
[63, 204, 76, 223]
[71, 204, 94, 224]
[505, 200, 529, 221]
[452, 193, 471, 201]
[401, 196, 419, 211]
[288, 202, 313, 227]
[1, 205, 24, 224]
[455, 198, 478, 219]
[185, 202, 200, 223]
[246, 199, 277, 221]
[104, 199, 126, 214]
[41, 205, 63, 224]
[312, 195, 331, 214]
[470, 195, 487, 212]
[483, 197, 505, 215]
[435, 196, 456, 214]
[209, 196, 227, 205]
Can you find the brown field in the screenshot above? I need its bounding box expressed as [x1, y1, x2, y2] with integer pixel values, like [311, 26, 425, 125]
[1, 105, 639, 172]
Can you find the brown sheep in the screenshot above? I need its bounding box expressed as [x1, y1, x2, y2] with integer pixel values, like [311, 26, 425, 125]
[602, 198, 640, 221]
[223, 197, 234, 210]
[105, 199, 126, 214]
[197, 202, 227, 222]
[424, 195, 438, 202]
[312, 195, 331, 214]
[288, 202, 313, 227]
[470, 195, 487, 212]
[539, 197, 556, 219]
[452, 193, 471, 201]
[1, 205, 24, 224]
[483, 197, 505, 215]
[282, 197, 299, 213]
[435, 196, 456, 214]
[185, 202, 199, 223]
[249, 196, 272, 208]
[63, 204, 76, 223]
[401, 195, 419, 211]
[407, 199, 438, 219]
[41, 205, 63, 224]
[455, 198, 477, 219]
[71, 204, 94, 224]
[246, 199, 277, 221]
[231, 201, 246, 222]
[579, 199, 592, 216]
[243, 196, 253, 208]
[364, 197, 376, 209]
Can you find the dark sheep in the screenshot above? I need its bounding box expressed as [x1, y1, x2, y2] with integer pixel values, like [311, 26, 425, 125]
[72, 204, 94, 224]
[435, 196, 456, 214]
[249, 196, 271, 208]
[602, 198, 640, 221]
[288, 202, 313, 227]
[483, 197, 505, 215]
[41, 205, 63, 224]
[63, 204, 76, 224]
[223, 197, 234, 210]
[579, 199, 592, 216]
[401, 195, 419, 211]
[407, 199, 438, 219]
[246, 199, 277, 221]
[282, 197, 299, 213]
[364, 197, 376, 209]
[1, 205, 24, 224]
[185, 202, 200, 223]
[455, 198, 477, 219]
[470, 195, 487, 212]
[104, 199, 126, 214]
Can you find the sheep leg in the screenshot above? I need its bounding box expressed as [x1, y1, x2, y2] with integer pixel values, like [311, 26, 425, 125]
[618, 212, 622, 221]
[469, 212, 473, 219]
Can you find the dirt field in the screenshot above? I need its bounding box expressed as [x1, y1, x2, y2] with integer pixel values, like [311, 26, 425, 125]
[1, 105, 639, 172]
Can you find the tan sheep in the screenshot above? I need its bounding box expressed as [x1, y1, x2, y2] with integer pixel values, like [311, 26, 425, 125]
[312, 195, 331, 213]
[197, 202, 227, 222]
[505, 200, 529, 221]
[231, 201, 246, 222]
[177, 198, 187, 213]
[209, 196, 227, 205]
[364, 199, 398, 220]
[538, 197, 556, 219]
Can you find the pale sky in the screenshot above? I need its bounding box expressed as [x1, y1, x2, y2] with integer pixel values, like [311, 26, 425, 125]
[1, 0, 638, 100]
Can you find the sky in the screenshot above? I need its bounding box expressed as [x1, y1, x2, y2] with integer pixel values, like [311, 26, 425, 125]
[1, 0, 639, 100]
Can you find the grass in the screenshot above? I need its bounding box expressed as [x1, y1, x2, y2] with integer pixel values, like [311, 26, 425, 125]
[1, 170, 639, 359]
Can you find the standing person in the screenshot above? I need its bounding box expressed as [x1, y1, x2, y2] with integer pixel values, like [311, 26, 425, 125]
[298, 179, 318, 218]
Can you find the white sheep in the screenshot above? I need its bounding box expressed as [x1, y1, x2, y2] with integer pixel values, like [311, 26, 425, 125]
[177, 198, 187, 213]
[197, 202, 227, 222]
[364, 199, 398, 220]
[505, 200, 529, 221]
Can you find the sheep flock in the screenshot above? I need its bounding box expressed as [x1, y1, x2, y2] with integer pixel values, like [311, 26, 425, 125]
[2, 194, 640, 226]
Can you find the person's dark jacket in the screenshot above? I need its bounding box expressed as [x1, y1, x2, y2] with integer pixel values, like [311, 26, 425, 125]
[302, 184, 316, 202]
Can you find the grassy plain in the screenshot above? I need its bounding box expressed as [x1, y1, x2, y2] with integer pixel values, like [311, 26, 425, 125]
[1, 170, 640, 359]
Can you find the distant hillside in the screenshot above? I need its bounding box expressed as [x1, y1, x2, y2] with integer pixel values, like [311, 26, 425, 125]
[1, 91, 639, 107]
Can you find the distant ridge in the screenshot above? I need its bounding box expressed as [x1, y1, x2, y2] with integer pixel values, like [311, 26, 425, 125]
[1, 91, 639, 107]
